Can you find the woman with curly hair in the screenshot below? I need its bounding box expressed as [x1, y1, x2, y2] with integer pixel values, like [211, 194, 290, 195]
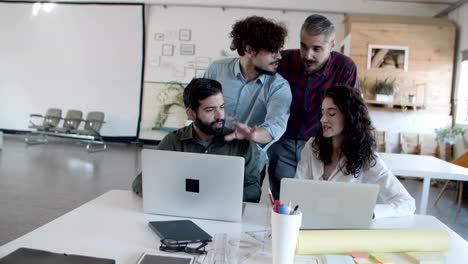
[295, 85, 415, 218]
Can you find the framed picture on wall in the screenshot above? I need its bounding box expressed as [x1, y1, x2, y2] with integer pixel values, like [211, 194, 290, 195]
[367, 45, 409, 72]
[162, 44, 174, 56]
[179, 29, 191, 41]
[180, 44, 195, 55]
[154, 33, 164, 41]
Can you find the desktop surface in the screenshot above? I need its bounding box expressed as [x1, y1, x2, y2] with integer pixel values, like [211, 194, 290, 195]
[379, 152, 468, 214]
[0, 190, 467, 264]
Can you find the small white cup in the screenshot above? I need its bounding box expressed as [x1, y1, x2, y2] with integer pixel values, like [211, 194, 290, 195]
[271, 210, 302, 264]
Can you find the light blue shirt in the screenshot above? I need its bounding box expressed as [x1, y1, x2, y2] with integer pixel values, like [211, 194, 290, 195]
[205, 57, 292, 167]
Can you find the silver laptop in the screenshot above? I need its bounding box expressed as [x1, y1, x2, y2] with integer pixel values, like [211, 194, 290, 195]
[280, 179, 379, 229]
[142, 149, 244, 222]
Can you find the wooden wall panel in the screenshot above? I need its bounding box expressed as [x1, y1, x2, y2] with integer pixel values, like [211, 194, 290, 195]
[345, 15, 456, 114]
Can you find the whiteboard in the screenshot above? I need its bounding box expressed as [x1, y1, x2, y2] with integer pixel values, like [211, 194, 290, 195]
[0, 2, 143, 137]
[144, 6, 345, 83]
[139, 6, 344, 140]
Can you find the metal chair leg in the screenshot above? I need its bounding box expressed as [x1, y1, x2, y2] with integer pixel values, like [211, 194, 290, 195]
[25, 133, 48, 145]
[433, 180, 451, 207]
[86, 140, 107, 153]
[457, 182, 464, 210]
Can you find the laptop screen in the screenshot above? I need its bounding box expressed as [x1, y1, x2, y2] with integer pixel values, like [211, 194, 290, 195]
[142, 149, 245, 222]
[280, 179, 379, 229]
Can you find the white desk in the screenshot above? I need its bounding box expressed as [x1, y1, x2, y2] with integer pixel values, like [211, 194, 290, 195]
[0, 190, 467, 263]
[380, 152, 468, 214]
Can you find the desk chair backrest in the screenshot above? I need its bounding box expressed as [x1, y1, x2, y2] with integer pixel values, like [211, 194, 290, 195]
[83, 111, 105, 134]
[419, 133, 438, 157]
[452, 152, 468, 167]
[433, 152, 468, 208]
[62, 110, 83, 130]
[43, 108, 62, 129]
[452, 153, 468, 205]
[374, 130, 389, 152]
[400, 132, 420, 154]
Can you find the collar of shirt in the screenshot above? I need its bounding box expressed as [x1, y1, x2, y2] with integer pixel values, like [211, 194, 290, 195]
[313, 152, 347, 181]
[233, 58, 266, 84]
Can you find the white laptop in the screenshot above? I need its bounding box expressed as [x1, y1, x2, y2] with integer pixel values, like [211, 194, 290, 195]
[142, 149, 244, 222]
[280, 178, 379, 229]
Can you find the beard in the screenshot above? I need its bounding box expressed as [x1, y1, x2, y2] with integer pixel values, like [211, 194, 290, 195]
[254, 66, 276, 76]
[254, 60, 279, 76]
[194, 117, 225, 136]
[302, 55, 330, 73]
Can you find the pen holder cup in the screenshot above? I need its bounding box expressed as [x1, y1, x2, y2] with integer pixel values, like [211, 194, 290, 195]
[271, 210, 302, 264]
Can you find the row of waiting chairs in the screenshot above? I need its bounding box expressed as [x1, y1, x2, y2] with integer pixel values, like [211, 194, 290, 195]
[26, 108, 106, 152]
[374, 131, 450, 161]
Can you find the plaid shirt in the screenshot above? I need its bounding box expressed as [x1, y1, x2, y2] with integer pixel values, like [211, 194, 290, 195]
[278, 50, 360, 140]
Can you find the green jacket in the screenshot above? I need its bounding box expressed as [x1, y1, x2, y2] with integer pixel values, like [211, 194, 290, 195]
[132, 124, 261, 202]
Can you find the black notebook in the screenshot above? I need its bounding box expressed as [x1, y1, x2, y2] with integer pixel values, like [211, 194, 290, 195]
[0, 248, 115, 264]
[148, 220, 212, 244]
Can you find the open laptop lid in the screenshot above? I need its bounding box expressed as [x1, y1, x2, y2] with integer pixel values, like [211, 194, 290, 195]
[280, 178, 379, 229]
[142, 149, 244, 222]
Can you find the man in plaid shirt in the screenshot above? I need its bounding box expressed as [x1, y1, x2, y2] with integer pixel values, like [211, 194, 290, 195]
[268, 14, 360, 199]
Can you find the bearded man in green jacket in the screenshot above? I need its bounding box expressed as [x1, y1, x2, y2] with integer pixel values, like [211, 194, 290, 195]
[132, 78, 261, 202]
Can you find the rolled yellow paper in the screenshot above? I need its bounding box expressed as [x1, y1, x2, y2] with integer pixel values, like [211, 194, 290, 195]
[295, 229, 449, 255]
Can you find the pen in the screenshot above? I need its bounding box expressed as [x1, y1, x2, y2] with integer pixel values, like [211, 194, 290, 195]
[286, 202, 292, 215]
[292, 205, 299, 215]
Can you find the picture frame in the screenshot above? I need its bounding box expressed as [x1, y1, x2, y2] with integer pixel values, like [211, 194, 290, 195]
[162, 44, 174, 56]
[154, 33, 164, 41]
[367, 45, 409, 72]
[179, 29, 191, 41]
[180, 44, 195, 55]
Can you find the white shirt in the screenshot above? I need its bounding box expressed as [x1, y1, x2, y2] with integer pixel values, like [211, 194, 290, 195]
[295, 138, 416, 219]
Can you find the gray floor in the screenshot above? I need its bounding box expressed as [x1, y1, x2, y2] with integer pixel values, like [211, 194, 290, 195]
[0, 134, 141, 246]
[0, 134, 467, 246]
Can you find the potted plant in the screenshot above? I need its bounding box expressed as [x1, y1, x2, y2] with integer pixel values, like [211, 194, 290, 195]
[374, 77, 395, 103]
[435, 127, 466, 145]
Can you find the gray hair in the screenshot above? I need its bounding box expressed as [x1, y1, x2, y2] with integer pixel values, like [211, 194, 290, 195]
[301, 14, 335, 39]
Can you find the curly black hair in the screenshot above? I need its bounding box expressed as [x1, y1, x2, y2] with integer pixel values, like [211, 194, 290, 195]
[312, 85, 376, 177]
[230, 16, 287, 56]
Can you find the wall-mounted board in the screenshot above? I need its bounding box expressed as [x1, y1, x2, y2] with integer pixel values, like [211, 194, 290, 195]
[140, 5, 344, 140]
[0, 2, 144, 137]
[144, 5, 345, 83]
